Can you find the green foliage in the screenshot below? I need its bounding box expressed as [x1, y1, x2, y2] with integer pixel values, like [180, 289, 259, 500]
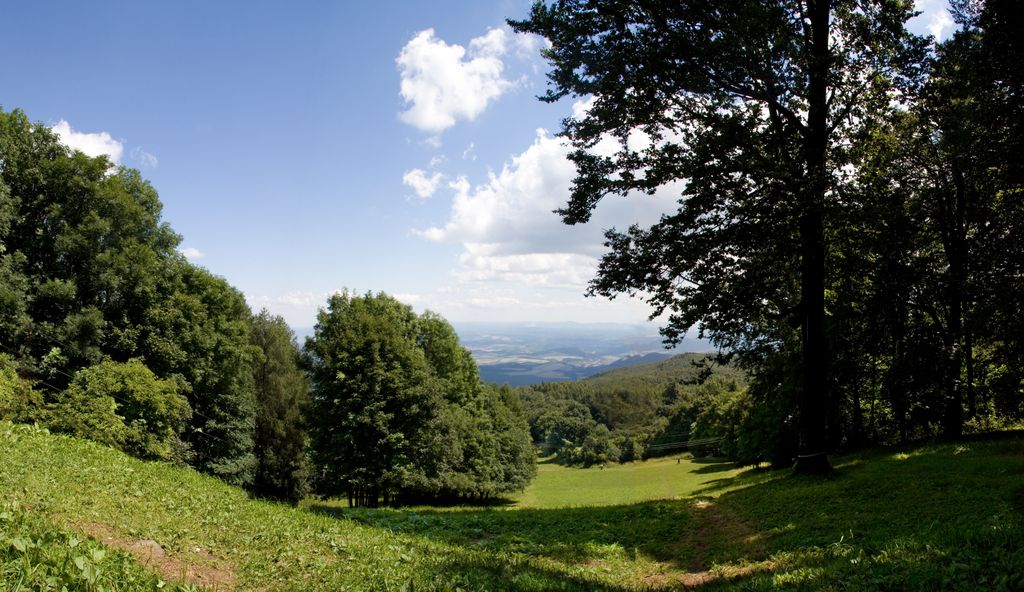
[250, 310, 311, 503]
[305, 292, 535, 505]
[46, 359, 190, 461]
[304, 291, 435, 504]
[0, 354, 43, 423]
[0, 502, 194, 592]
[519, 353, 747, 465]
[0, 107, 263, 488]
[140, 262, 260, 485]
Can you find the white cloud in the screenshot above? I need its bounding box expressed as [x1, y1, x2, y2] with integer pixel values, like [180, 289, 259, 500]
[912, 0, 954, 40]
[429, 155, 446, 167]
[392, 292, 422, 306]
[417, 129, 678, 290]
[397, 28, 514, 133]
[928, 9, 954, 39]
[402, 168, 444, 199]
[131, 146, 159, 168]
[178, 247, 204, 260]
[51, 120, 123, 164]
[462, 142, 476, 161]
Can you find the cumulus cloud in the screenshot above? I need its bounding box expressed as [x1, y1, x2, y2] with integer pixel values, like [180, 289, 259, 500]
[397, 27, 514, 133]
[51, 120, 123, 164]
[402, 168, 444, 199]
[178, 247, 204, 260]
[418, 129, 678, 290]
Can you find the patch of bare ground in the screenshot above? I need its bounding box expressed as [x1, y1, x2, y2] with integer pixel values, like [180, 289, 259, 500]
[643, 562, 774, 589]
[643, 498, 774, 589]
[79, 523, 236, 590]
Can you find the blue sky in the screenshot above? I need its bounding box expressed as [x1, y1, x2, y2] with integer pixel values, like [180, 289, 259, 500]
[1, 1, 953, 329]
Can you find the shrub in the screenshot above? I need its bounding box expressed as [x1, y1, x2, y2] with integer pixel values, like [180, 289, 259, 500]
[47, 359, 191, 461]
[0, 354, 43, 422]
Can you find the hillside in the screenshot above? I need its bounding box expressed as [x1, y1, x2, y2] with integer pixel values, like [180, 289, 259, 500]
[580, 353, 746, 389]
[3, 421, 1023, 591]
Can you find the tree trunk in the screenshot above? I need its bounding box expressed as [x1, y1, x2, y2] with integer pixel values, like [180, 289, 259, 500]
[793, 0, 833, 475]
[942, 165, 968, 439]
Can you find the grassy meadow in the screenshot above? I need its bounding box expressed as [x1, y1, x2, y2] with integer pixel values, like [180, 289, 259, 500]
[2, 421, 1023, 591]
[510, 455, 748, 509]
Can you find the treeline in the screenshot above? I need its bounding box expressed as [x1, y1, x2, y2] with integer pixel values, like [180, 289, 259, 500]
[0, 109, 534, 505]
[517, 354, 747, 466]
[514, 1, 1024, 468]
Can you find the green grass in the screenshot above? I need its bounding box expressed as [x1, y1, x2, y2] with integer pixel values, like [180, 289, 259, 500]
[2, 420, 1023, 591]
[510, 455, 747, 508]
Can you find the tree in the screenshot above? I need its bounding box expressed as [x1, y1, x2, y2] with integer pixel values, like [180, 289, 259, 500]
[250, 310, 311, 503]
[304, 292, 535, 505]
[0, 354, 42, 423]
[139, 261, 260, 486]
[511, 0, 925, 473]
[0, 108, 261, 486]
[304, 292, 436, 506]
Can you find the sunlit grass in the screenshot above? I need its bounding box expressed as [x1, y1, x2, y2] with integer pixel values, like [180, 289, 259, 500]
[511, 454, 748, 508]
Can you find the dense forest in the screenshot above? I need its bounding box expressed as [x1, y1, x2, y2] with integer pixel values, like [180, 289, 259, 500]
[0, 111, 533, 506]
[517, 354, 749, 466]
[512, 0, 1024, 469]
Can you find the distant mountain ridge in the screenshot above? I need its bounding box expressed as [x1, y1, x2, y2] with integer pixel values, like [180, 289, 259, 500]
[291, 321, 713, 386]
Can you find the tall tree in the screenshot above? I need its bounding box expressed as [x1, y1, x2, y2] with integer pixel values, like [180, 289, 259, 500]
[250, 310, 311, 503]
[304, 292, 436, 506]
[304, 292, 535, 505]
[511, 0, 925, 473]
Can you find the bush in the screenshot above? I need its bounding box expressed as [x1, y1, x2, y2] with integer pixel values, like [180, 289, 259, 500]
[0, 354, 43, 422]
[46, 359, 191, 461]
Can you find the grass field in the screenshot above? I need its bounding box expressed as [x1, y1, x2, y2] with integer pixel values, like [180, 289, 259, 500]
[510, 455, 748, 508]
[2, 421, 1023, 591]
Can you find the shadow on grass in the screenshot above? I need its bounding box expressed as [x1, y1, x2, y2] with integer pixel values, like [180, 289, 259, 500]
[411, 552, 638, 592]
[311, 434, 1024, 590]
[309, 494, 767, 577]
[690, 461, 739, 475]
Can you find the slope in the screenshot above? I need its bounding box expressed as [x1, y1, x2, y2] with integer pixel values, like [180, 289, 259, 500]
[3, 421, 1023, 591]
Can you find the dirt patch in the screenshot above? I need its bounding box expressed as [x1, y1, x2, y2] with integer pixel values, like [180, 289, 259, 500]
[639, 498, 774, 588]
[80, 523, 236, 590]
[680, 498, 765, 572]
[643, 562, 774, 589]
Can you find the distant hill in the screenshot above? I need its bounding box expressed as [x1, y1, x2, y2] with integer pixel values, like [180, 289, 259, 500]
[476, 351, 677, 386]
[452, 322, 712, 386]
[581, 351, 745, 388]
